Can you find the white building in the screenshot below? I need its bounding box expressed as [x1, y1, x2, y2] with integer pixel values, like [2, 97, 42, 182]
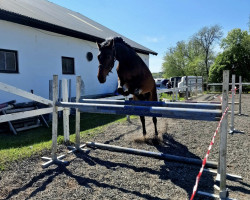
[0, 0, 157, 103]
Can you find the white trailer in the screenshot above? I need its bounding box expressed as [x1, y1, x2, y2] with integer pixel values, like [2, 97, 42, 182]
[178, 76, 203, 93]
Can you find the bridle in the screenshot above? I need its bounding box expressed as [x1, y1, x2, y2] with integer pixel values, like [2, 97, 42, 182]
[98, 39, 118, 74]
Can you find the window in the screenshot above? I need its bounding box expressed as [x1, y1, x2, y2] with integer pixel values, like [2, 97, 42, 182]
[86, 52, 93, 62]
[62, 57, 75, 74]
[0, 49, 18, 73]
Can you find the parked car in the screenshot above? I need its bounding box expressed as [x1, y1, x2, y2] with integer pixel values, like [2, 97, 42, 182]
[154, 78, 163, 88]
[170, 77, 182, 88]
[160, 79, 169, 88]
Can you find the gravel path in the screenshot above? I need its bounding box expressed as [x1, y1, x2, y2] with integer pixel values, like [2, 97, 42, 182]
[0, 94, 249, 200]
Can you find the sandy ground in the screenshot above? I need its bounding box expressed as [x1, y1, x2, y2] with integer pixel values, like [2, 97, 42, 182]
[0, 94, 249, 200]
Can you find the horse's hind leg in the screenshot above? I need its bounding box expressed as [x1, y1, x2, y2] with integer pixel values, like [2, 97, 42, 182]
[153, 117, 158, 136]
[140, 116, 146, 136]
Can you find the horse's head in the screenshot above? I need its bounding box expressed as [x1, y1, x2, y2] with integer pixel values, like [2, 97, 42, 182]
[97, 39, 115, 83]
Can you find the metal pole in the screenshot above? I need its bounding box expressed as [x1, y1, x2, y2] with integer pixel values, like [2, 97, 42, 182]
[230, 74, 235, 133]
[219, 70, 229, 199]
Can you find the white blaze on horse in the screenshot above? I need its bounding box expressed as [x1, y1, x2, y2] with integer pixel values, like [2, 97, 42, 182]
[97, 37, 158, 137]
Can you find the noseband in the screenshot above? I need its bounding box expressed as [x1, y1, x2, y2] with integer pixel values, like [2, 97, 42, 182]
[105, 41, 117, 74]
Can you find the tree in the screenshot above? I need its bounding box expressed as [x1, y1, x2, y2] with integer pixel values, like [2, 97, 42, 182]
[192, 25, 223, 86]
[209, 28, 250, 83]
[162, 39, 206, 78]
[162, 41, 187, 78]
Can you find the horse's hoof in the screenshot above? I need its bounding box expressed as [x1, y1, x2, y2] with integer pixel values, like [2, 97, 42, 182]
[124, 91, 130, 96]
[117, 87, 124, 95]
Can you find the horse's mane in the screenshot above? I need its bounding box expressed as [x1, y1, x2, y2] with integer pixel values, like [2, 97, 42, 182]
[101, 37, 135, 52]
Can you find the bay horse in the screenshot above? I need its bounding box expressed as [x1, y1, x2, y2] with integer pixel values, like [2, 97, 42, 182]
[97, 37, 158, 137]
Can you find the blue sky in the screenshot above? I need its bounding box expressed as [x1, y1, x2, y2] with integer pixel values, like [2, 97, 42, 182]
[49, 0, 250, 73]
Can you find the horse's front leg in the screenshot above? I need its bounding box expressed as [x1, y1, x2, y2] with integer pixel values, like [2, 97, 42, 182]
[117, 80, 129, 96]
[134, 88, 143, 96]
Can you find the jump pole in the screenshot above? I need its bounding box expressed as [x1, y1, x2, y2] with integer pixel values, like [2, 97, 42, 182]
[86, 142, 218, 168]
[41, 75, 68, 168]
[57, 102, 222, 122]
[80, 99, 221, 110]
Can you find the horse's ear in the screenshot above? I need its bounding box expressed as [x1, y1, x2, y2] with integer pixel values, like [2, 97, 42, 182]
[96, 42, 101, 49]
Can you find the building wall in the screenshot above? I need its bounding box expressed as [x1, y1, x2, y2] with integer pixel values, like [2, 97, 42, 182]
[0, 20, 149, 103]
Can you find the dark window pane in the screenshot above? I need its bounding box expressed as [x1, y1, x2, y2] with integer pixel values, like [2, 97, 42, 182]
[0, 51, 5, 70]
[0, 50, 18, 73]
[62, 57, 74, 74]
[6, 52, 16, 71]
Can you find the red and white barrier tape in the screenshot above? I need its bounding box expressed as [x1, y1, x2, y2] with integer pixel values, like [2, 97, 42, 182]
[190, 106, 229, 200]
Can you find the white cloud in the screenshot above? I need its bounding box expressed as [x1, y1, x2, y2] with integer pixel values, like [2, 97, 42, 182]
[144, 36, 165, 43]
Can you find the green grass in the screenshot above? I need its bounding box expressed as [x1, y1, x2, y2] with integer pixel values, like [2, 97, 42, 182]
[159, 93, 185, 101]
[0, 113, 134, 171]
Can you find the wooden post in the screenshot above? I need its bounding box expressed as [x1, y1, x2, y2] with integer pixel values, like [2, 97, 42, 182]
[229, 74, 235, 133]
[67, 76, 88, 153]
[62, 79, 70, 143]
[75, 76, 81, 150]
[219, 70, 229, 199]
[52, 75, 59, 161]
[42, 75, 67, 168]
[238, 76, 242, 115]
[185, 76, 188, 100]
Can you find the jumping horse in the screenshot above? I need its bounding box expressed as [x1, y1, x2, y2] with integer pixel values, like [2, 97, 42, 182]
[97, 37, 158, 137]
